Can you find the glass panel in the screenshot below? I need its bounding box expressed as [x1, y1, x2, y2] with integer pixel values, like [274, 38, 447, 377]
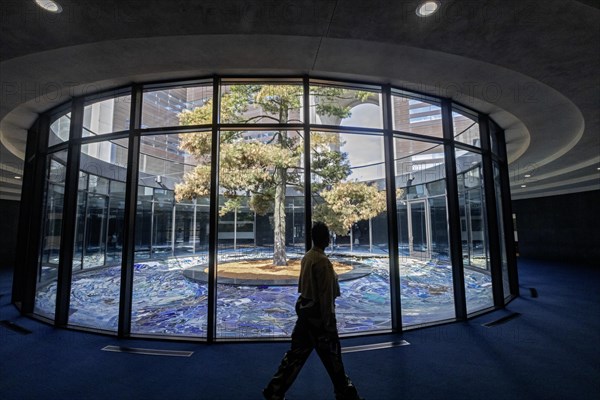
[220, 83, 303, 124]
[494, 162, 511, 299]
[48, 112, 71, 146]
[310, 85, 382, 129]
[312, 131, 391, 334]
[456, 149, 493, 313]
[34, 150, 68, 319]
[83, 95, 131, 137]
[142, 85, 213, 128]
[393, 138, 455, 326]
[392, 96, 442, 138]
[68, 139, 128, 331]
[453, 109, 480, 147]
[213, 129, 304, 338]
[131, 132, 212, 337]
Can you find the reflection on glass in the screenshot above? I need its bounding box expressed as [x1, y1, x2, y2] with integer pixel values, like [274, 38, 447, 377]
[393, 138, 455, 325]
[453, 110, 480, 147]
[68, 139, 128, 331]
[219, 84, 303, 124]
[34, 150, 68, 319]
[310, 85, 382, 128]
[142, 85, 213, 128]
[311, 131, 391, 334]
[392, 96, 442, 138]
[83, 95, 131, 137]
[456, 150, 493, 313]
[49, 112, 71, 146]
[131, 132, 212, 337]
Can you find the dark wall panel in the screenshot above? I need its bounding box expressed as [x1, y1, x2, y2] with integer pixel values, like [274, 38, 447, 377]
[512, 190, 600, 265]
[0, 199, 20, 270]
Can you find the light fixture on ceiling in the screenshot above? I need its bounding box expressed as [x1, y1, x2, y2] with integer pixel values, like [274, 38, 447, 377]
[34, 0, 63, 13]
[416, 1, 441, 17]
[521, 184, 527, 188]
[524, 174, 531, 178]
[14, 176, 22, 180]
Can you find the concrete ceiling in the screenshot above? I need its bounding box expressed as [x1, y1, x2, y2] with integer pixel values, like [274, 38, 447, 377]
[1, 0, 598, 201]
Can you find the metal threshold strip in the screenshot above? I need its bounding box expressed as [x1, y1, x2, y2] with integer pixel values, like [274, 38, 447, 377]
[342, 340, 410, 354]
[101, 345, 194, 357]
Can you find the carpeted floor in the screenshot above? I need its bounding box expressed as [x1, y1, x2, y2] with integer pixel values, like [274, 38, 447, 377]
[1, 258, 599, 400]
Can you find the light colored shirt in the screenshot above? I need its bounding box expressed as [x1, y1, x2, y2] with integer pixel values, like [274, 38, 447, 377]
[298, 246, 341, 331]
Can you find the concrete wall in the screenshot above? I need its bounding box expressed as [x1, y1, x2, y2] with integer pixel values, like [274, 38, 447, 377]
[512, 190, 600, 265]
[0, 199, 20, 270]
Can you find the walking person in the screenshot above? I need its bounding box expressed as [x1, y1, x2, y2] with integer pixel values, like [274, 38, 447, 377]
[263, 222, 363, 400]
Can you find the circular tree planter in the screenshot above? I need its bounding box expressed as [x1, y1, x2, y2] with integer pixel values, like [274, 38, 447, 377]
[183, 258, 372, 286]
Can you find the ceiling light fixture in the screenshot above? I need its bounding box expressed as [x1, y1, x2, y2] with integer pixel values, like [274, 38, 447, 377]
[521, 184, 527, 188]
[416, 1, 441, 17]
[524, 174, 531, 178]
[34, 0, 63, 13]
[14, 176, 22, 180]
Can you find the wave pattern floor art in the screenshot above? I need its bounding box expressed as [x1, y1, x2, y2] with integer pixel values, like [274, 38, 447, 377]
[34, 251, 494, 338]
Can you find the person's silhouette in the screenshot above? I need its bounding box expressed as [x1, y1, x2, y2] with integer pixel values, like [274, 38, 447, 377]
[263, 222, 363, 400]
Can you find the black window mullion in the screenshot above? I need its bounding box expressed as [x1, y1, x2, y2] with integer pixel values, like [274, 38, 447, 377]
[14, 115, 50, 312]
[479, 115, 504, 308]
[303, 76, 312, 250]
[382, 85, 402, 333]
[497, 129, 520, 296]
[55, 97, 84, 326]
[207, 78, 221, 342]
[442, 99, 467, 321]
[118, 84, 142, 337]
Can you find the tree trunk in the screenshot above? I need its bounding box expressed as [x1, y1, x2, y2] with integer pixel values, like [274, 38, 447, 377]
[273, 166, 287, 266]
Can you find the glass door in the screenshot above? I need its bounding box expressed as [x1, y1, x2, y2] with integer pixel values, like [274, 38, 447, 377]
[84, 193, 108, 268]
[463, 186, 488, 271]
[408, 200, 430, 259]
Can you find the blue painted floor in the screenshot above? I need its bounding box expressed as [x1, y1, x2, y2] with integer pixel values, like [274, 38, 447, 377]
[34, 250, 494, 338]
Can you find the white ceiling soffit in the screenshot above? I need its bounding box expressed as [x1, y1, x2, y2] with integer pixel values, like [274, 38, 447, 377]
[0, 33, 597, 200]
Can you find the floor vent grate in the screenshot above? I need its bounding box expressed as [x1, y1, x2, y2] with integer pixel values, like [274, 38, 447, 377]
[342, 340, 410, 353]
[101, 345, 194, 357]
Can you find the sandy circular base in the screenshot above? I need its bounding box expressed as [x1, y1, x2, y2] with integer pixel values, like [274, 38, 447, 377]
[208, 259, 353, 281]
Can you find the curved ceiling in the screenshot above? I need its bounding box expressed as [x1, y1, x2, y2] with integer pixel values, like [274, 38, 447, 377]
[1, 0, 598, 201]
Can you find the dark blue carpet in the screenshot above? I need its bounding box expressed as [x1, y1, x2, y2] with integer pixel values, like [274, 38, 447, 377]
[1, 258, 599, 400]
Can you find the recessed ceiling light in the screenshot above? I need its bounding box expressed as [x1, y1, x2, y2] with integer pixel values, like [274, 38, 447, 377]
[34, 0, 63, 13]
[416, 1, 441, 17]
[14, 176, 22, 180]
[524, 174, 531, 178]
[521, 184, 527, 188]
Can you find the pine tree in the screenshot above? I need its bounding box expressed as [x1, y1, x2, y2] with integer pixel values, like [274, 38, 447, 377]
[175, 84, 387, 266]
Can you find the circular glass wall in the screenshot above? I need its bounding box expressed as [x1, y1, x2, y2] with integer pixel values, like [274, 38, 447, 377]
[24, 77, 515, 340]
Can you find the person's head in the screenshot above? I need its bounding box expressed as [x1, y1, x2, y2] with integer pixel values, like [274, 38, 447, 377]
[312, 221, 330, 250]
